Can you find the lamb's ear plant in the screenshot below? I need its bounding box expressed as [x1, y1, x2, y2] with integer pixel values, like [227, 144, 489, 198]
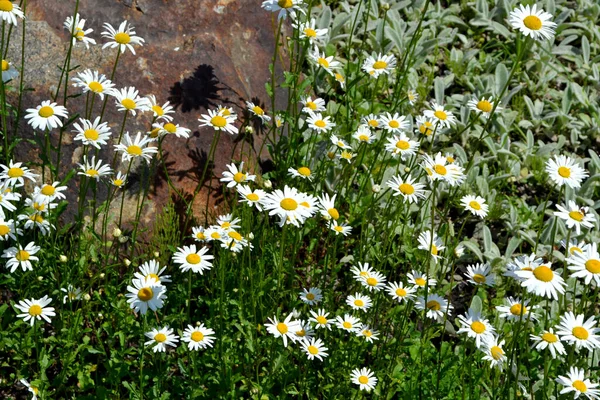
[0, 0, 599, 398]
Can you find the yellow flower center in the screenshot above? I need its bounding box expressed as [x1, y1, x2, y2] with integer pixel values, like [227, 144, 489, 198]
[246, 193, 259, 202]
[210, 115, 227, 127]
[327, 208, 339, 220]
[472, 274, 486, 284]
[252, 105, 264, 116]
[28, 304, 42, 316]
[396, 183, 414, 195]
[570, 246, 582, 254]
[127, 145, 143, 156]
[30, 214, 44, 223]
[354, 299, 364, 307]
[38, 106, 54, 118]
[298, 167, 311, 176]
[569, 211, 584, 221]
[121, 98, 136, 110]
[510, 304, 526, 316]
[358, 134, 369, 141]
[426, 300, 440, 311]
[114, 32, 131, 44]
[88, 81, 103, 93]
[470, 321, 486, 334]
[191, 331, 204, 342]
[431, 245, 438, 255]
[572, 326, 589, 340]
[388, 120, 400, 129]
[334, 226, 344, 232]
[316, 316, 327, 324]
[533, 265, 553, 282]
[306, 101, 317, 110]
[573, 380, 588, 393]
[164, 123, 177, 134]
[557, 166, 571, 178]
[491, 346, 504, 360]
[0, 1, 14, 12]
[296, 329, 305, 337]
[308, 345, 319, 355]
[363, 330, 373, 337]
[233, 172, 246, 183]
[447, 156, 455, 163]
[228, 231, 242, 241]
[373, 60, 388, 70]
[305, 293, 315, 300]
[195, 232, 206, 240]
[368, 119, 379, 127]
[358, 376, 369, 385]
[154, 333, 167, 343]
[84, 129, 99, 141]
[335, 73, 344, 82]
[317, 57, 329, 68]
[469, 201, 481, 210]
[186, 253, 201, 264]
[221, 222, 231, 229]
[420, 122, 433, 136]
[276, 322, 288, 334]
[434, 164, 447, 175]
[523, 15, 542, 31]
[342, 321, 352, 329]
[434, 110, 447, 120]
[149, 127, 161, 138]
[41, 185, 56, 196]
[137, 287, 153, 301]
[341, 150, 353, 160]
[541, 332, 558, 343]
[7, 167, 23, 178]
[367, 278, 378, 287]
[113, 179, 124, 187]
[86, 169, 99, 177]
[211, 232, 221, 239]
[395, 288, 407, 297]
[15, 250, 30, 261]
[1, 59, 8, 71]
[304, 28, 317, 37]
[476, 100, 493, 113]
[314, 120, 326, 128]
[278, 0, 293, 8]
[585, 259, 600, 274]
[146, 273, 160, 282]
[280, 198, 298, 211]
[395, 140, 409, 150]
[415, 277, 426, 287]
[152, 105, 164, 116]
[0, 224, 9, 235]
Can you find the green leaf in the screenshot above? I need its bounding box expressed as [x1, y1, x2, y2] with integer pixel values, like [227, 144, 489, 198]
[469, 295, 482, 314]
[460, 240, 483, 262]
[495, 63, 508, 96]
[582, 35, 590, 64]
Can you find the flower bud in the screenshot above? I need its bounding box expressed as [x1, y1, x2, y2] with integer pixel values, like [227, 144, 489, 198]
[124, 258, 131, 267]
[263, 179, 272, 189]
[113, 228, 122, 238]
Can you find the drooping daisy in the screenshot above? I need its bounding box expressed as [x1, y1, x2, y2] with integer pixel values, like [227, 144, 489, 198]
[567, 243, 600, 286]
[556, 312, 600, 351]
[134, 259, 171, 284]
[461, 195, 489, 218]
[545, 155, 588, 189]
[422, 152, 465, 186]
[1, 59, 19, 82]
[387, 175, 427, 204]
[465, 263, 496, 286]
[496, 297, 538, 322]
[199, 108, 238, 135]
[554, 201, 596, 235]
[338, 150, 355, 163]
[262, 185, 314, 227]
[115, 132, 157, 164]
[77, 155, 112, 180]
[335, 314, 361, 333]
[330, 134, 350, 151]
[294, 320, 315, 343]
[504, 253, 543, 281]
[362, 53, 396, 78]
[20, 378, 39, 399]
[346, 293, 373, 312]
[0, 0, 24, 25]
[530, 328, 566, 359]
[152, 122, 190, 139]
[423, 101, 457, 129]
[14, 296, 55, 326]
[330, 220, 352, 236]
[2, 242, 40, 273]
[146, 95, 174, 122]
[415, 294, 452, 322]
[19, 212, 54, 236]
[265, 314, 302, 347]
[309, 48, 341, 76]
[293, 18, 328, 43]
[417, 230, 445, 261]
[415, 115, 435, 136]
[386, 281, 417, 303]
[172, 245, 214, 274]
[125, 277, 166, 315]
[302, 337, 328, 361]
[60, 284, 82, 304]
[102, 20, 145, 54]
[112, 87, 151, 115]
[380, 112, 409, 133]
[457, 309, 496, 348]
[351, 367, 377, 392]
[556, 367, 600, 399]
[334, 72, 345, 88]
[352, 125, 376, 144]
[25, 100, 68, 131]
[300, 95, 326, 113]
[261, 0, 304, 20]
[309, 308, 332, 330]
[515, 262, 566, 300]
[467, 96, 501, 119]
[73, 117, 112, 149]
[288, 166, 313, 181]
[64, 13, 96, 48]
[407, 270, 437, 289]
[299, 287, 322, 305]
[317, 192, 340, 221]
[72, 69, 115, 100]
[246, 101, 271, 124]
[182, 323, 216, 351]
[236, 184, 266, 211]
[0, 219, 20, 241]
[220, 162, 256, 188]
[306, 111, 335, 133]
[481, 335, 506, 370]
[384, 133, 419, 158]
[357, 325, 379, 343]
[509, 4, 556, 42]
[145, 326, 179, 353]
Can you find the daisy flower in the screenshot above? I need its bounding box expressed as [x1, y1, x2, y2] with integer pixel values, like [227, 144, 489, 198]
[407, 89, 418, 105]
[346, 293, 373, 312]
[567, 243, 600, 286]
[465, 263, 496, 286]
[261, 0, 304, 20]
[545, 155, 588, 189]
[112, 87, 151, 115]
[0, 0, 24, 25]
[199, 108, 238, 135]
[64, 13, 96, 48]
[357, 326, 379, 343]
[191, 226, 207, 242]
[504, 253, 543, 281]
[216, 214, 241, 231]
[387, 175, 427, 204]
[496, 297, 538, 322]
[509, 4, 556, 41]
[309, 308, 332, 330]
[415, 294, 452, 322]
[14, 296, 55, 326]
[102, 20, 145, 54]
[467, 96, 501, 119]
[556, 312, 600, 351]
[306, 111, 335, 133]
[461, 195, 489, 218]
[335, 314, 361, 333]
[302, 338, 328, 361]
[352, 125, 375, 143]
[0, 160, 37, 188]
[61, 285, 82, 304]
[31, 182, 66, 205]
[423, 101, 457, 129]
[72, 69, 115, 100]
[293, 18, 327, 43]
[134, 259, 171, 284]
[220, 162, 256, 188]
[351, 262, 377, 281]
[236, 184, 266, 211]
[380, 112, 409, 133]
[362, 113, 381, 129]
[73, 117, 112, 149]
[19, 212, 54, 236]
[554, 201, 596, 235]
[384, 133, 419, 158]
[299, 287, 322, 305]
[417, 230, 445, 261]
[261, 185, 314, 227]
[20, 379, 39, 399]
[407, 270, 437, 289]
[246, 101, 271, 124]
[530, 328, 566, 359]
[515, 262, 566, 300]
[386, 281, 417, 303]
[457, 308, 496, 348]
[481, 335, 506, 370]
[351, 368, 377, 392]
[204, 226, 226, 242]
[182, 323, 216, 351]
[317, 192, 340, 221]
[288, 166, 313, 181]
[330, 220, 352, 236]
[115, 132, 157, 164]
[2, 242, 40, 273]
[217, 105, 237, 119]
[25, 100, 68, 131]
[77, 155, 112, 180]
[294, 320, 314, 343]
[334, 72, 345, 88]
[309, 48, 341, 76]
[0, 218, 20, 241]
[338, 150, 355, 163]
[152, 122, 190, 139]
[265, 314, 302, 347]
[360, 270, 387, 292]
[125, 277, 166, 315]
[300, 95, 326, 113]
[415, 115, 435, 136]
[362, 53, 396, 78]
[556, 367, 600, 399]
[172, 245, 214, 274]
[111, 171, 127, 188]
[330, 134, 350, 150]
[422, 152, 465, 186]
[147, 95, 174, 122]
[145, 326, 179, 353]
[2, 59, 19, 82]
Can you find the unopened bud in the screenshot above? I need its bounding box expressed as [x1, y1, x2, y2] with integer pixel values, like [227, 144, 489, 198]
[59, 255, 68, 263]
[113, 228, 122, 238]
[124, 258, 131, 267]
[153, 251, 160, 258]
[83, 293, 91, 301]
[372, 184, 381, 193]
[263, 179, 272, 189]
